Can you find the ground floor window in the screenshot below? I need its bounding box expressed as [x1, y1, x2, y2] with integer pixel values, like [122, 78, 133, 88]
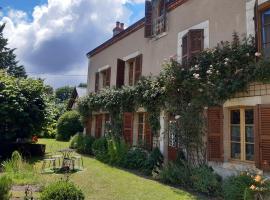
[137, 113, 145, 145]
[230, 108, 254, 161]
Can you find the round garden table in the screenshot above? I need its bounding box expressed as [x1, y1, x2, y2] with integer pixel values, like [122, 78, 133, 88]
[58, 148, 75, 170]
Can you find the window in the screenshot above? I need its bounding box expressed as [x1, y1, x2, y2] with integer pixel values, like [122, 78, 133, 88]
[181, 29, 204, 67]
[95, 72, 99, 92]
[101, 68, 111, 88]
[261, 9, 270, 57]
[257, 1, 270, 58]
[138, 113, 145, 144]
[137, 113, 152, 149]
[128, 60, 134, 86]
[230, 108, 254, 161]
[144, 0, 167, 38]
[126, 54, 142, 86]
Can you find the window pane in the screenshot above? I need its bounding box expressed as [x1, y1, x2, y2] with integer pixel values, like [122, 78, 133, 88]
[245, 126, 254, 143]
[246, 144, 254, 161]
[262, 9, 270, 58]
[263, 10, 270, 25]
[245, 109, 254, 124]
[231, 110, 240, 124]
[231, 125, 240, 142]
[231, 143, 241, 159]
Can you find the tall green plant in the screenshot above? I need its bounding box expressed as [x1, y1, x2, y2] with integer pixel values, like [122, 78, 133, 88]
[0, 175, 12, 200]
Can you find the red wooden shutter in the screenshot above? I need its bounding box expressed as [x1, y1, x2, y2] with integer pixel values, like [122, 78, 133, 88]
[134, 54, 142, 84]
[207, 107, 223, 162]
[254, 0, 260, 52]
[162, 0, 167, 32]
[182, 33, 188, 67]
[145, 0, 153, 38]
[144, 113, 152, 151]
[95, 115, 103, 138]
[129, 62, 134, 86]
[116, 59, 125, 88]
[105, 114, 110, 123]
[86, 117, 92, 136]
[123, 113, 133, 145]
[95, 72, 99, 92]
[105, 67, 111, 87]
[255, 105, 270, 170]
[189, 29, 204, 57]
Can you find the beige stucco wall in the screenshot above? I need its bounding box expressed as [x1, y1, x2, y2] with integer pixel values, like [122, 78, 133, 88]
[87, 0, 247, 92]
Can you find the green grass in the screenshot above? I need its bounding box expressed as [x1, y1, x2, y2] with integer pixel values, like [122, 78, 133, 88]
[37, 139, 200, 200]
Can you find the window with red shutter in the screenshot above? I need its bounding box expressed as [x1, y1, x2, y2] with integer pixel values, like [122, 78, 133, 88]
[207, 107, 223, 162]
[129, 61, 134, 86]
[116, 59, 125, 88]
[105, 67, 111, 87]
[134, 54, 142, 84]
[123, 113, 133, 145]
[144, 113, 152, 150]
[145, 0, 153, 38]
[182, 34, 188, 67]
[86, 117, 92, 136]
[95, 72, 99, 92]
[255, 105, 270, 170]
[189, 29, 204, 57]
[95, 114, 103, 138]
[181, 29, 204, 67]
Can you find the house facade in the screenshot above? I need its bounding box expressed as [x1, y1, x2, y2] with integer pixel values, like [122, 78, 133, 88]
[86, 0, 270, 177]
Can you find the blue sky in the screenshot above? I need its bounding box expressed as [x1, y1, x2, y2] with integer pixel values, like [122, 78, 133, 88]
[0, 0, 145, 88]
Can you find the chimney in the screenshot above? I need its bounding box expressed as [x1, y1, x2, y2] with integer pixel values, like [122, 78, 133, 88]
[113, 21, 124, 36]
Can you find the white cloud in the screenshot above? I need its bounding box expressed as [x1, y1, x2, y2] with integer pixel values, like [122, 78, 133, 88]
[0, 0, 144, 88]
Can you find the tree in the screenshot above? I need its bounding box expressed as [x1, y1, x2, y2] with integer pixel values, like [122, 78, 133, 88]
[56, 111, 83, 141]
[55, 86, 74, 102]
[0, 71, 48, 141]
[0, 23, 26, 78]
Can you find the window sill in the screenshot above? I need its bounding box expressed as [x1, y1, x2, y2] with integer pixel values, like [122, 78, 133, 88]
[151, 32, 168, 41]
[228, 159, 255, 165]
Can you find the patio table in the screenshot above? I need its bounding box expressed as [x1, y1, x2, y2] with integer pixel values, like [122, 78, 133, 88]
[58, 148, 75, 170]
[58, 148, 75, 159]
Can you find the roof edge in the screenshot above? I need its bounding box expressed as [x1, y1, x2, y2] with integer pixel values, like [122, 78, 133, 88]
[87, 0, 189, 58]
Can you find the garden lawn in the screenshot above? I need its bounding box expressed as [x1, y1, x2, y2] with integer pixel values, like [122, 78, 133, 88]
[37, 139, 200, 200]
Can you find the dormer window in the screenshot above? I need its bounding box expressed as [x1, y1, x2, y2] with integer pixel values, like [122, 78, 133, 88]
[145, 0, 167, 38]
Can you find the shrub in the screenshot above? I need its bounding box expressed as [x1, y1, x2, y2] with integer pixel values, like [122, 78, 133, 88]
[56, 111, 83, 141]
[0, 175, 12, 200]
[123, 147, 147, 170]
[143, 148, 163, 175]
[70, 134, 80, 149]
[190, 165, 222, 196]
[159, 162, 190, 186]
[40, 180, 84, 200]
[70, 133, 95, 155]
[92, 137, 108, 162]
[222, 173, 255, 200]
[107, 138, 128, 166]
[2, 151, 39, 185]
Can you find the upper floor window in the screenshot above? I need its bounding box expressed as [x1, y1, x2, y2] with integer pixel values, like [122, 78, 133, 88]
[256, 1, 270, 58]
[95, 67, 111, 92]
[116, 54, 143, 87]
[181, 29, 204, 67]
[145, 0, 167, 38]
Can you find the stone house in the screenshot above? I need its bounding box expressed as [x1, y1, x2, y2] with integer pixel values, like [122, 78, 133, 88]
[85, 0, 270, 177]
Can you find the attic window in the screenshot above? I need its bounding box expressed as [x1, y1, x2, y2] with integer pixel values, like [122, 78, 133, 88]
[145, 0, 167, 38]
